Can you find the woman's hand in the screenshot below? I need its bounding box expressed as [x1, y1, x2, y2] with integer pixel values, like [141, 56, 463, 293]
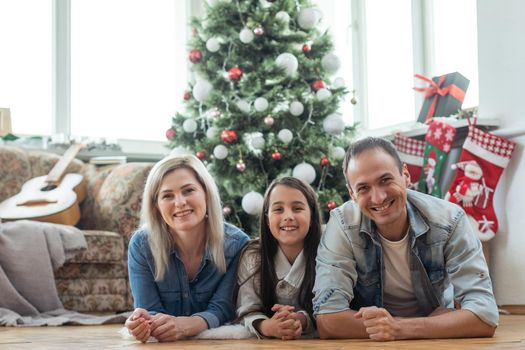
[257, 304, 302, 340]
[149, 314, 208, 342]
[125, 308, 152, 343]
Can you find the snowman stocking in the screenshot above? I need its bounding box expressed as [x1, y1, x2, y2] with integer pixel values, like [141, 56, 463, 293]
[394, 133, 425, 190]
[445, 123, 516, 241]
[418, 120, 457, 197]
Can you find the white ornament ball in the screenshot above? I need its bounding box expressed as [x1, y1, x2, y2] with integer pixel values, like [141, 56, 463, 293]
[289, 101, 304, 116]
[278, 129, 293, 144]
[275, 53, 298, 77]
[206, 37, 220, 52]
[275, 11, 290, 23]
[316, 88, 332, 101]
[297, 8, 319, 30]
[323, 113, 345, 135]
[206, 126, 218, 139]
[254, 97, 269, 112]
[193, 80, 213, 102]
[293, 162, 316, 184]
[239, 28, 254, 44]
[332, 146, 346, 160]
[333, 77, 345, 89]
[170, 146, 191, 156]
[242, 191, 264, 215]
[236, 99, 251, 114]
[182, 119, 198, 133]
[251, 135, 265, 149]
[213, 144, 228, 159]
[321, 53, 341, 74]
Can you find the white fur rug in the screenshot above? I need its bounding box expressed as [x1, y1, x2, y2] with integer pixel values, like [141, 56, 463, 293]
[119, 324, 254, 341]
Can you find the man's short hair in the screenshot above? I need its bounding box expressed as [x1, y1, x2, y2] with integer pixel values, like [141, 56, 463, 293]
[343, 137, 403, 179]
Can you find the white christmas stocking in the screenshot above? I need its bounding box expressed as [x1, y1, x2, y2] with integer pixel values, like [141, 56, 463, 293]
[445, 123, 516, 241]
[394, 133, 425, 190]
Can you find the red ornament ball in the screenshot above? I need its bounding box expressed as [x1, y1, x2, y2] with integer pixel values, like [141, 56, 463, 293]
[188, 49, 202, 63]
[221, 129, 238, 144]
[228, 67, 243, 81]
[223, 206, 232, 216]
[236, 160, 246, 172]
[183, 91, 191, 101]
[271, 151, 282, 161]
[165, 127, 177, 140]
[302, 44, 311, 53]
[196, 150, 206, 160]
[264, 115, 274, 127]
[327, 201, 337, 210]
[311, 79, 326, 91]
[253, 26, 265, 36]
[320, 157, 330, 167]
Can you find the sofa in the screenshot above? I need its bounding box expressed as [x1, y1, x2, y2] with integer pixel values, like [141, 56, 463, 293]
[0, 145, 154, 313]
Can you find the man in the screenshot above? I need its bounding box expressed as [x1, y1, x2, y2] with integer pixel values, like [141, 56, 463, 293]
[313, 137, 498, 341]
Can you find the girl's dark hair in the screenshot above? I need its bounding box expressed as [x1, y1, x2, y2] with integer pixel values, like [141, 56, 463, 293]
[257, 176, 322, 318]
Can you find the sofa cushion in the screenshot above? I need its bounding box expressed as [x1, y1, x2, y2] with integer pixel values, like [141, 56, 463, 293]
[54, 261, 128, 279]
[79, 163, 152, 238]
[60, 294, 130, 313]
[67, 230, 125, 264]
[56, 277, 128, 296]
[0, 146, 32, 202]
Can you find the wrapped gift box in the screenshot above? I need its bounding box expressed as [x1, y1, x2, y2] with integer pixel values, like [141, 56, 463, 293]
[415, 72, 470, 124]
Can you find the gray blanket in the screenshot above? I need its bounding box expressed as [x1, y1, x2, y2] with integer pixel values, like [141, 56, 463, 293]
[0, 220, 128, 326]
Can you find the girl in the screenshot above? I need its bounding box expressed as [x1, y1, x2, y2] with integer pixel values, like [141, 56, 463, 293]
[236, 177, 322, 339]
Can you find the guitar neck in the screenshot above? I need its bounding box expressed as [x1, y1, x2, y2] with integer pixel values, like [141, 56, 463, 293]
[46, 144, 84, 185]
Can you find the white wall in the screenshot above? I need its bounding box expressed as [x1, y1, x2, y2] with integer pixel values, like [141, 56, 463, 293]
[477, 0, 525, 305]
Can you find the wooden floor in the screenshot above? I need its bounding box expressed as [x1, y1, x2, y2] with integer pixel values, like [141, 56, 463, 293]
[0, 315, 524, 349]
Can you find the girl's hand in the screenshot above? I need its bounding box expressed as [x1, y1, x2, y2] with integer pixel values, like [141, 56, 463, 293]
[258, 304, 302, 340]
[125, 308, 152, 343]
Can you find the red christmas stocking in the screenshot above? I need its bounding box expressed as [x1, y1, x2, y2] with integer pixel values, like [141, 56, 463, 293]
[394, 133, 425, 190]
[418, 120, 457, 197]
[445, 123, 516, 241]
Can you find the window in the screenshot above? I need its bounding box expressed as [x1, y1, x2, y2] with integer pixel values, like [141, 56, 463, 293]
[2, 0, 479, 154]
[365, 0, 415, 129]
[0, 0, 53, 136]
[70, 0, 186, 141]
[315, 0, 479, 131]
[432, 0, 478, 109]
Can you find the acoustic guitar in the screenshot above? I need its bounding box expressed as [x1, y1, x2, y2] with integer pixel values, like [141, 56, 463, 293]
[0, 144, 86, 226]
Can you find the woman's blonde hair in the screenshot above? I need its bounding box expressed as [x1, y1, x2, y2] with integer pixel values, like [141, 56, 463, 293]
[141, 154, 225, 280]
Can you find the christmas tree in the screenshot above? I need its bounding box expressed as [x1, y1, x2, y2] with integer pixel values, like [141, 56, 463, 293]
[167, 0, 355, 235]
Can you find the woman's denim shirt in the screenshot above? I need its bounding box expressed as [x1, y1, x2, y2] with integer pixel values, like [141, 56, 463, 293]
[313, 190, 498, 327]
[128, 222, 249, 329]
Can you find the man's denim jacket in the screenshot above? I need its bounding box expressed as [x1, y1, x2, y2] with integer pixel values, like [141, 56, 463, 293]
[313, 190, 498, 327]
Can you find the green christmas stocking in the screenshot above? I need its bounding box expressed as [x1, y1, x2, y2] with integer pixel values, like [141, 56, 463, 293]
[418, 120, 457, 197]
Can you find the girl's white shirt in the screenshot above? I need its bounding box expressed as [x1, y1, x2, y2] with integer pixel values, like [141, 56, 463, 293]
[236, 245, 316, 338]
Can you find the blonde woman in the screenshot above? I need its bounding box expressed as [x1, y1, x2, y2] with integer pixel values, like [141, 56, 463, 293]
[126, 154, 249, 342]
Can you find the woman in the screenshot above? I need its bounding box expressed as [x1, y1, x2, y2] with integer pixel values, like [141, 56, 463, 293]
[125, 154, 249, 342]
[236, 177, 322, 339]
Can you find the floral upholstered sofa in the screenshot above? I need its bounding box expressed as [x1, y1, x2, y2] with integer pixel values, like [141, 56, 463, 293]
[0, 145, 154, 313]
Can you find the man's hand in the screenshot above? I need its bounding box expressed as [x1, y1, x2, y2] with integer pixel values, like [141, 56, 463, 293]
[355, 306, 400, 341]
[125, 308, 152, 343]
[257, 304, 302, 340]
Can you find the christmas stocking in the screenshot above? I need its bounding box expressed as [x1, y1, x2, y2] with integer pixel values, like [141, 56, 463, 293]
[418, 120, 457, 197]
[445, 124, 516, 241]
[394, 133, 425, 190]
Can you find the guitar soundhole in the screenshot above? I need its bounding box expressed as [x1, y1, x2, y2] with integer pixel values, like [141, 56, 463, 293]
[41, 184, 57, 192]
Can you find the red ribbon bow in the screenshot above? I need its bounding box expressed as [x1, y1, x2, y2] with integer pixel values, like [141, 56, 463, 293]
[414, 74, 466, 124]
